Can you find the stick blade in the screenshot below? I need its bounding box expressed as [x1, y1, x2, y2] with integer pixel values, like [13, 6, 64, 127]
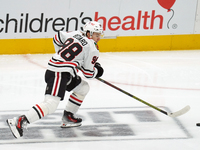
[167, 105, 190, 118]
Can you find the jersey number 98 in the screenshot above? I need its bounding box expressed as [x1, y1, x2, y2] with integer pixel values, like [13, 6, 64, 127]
[58, 38, 82, 61]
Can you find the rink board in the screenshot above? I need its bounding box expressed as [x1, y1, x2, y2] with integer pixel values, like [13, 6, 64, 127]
[0, 34, 200, 54]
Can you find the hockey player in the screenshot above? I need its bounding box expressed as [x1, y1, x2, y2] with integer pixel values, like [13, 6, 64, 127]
[6, 21, 104, 138]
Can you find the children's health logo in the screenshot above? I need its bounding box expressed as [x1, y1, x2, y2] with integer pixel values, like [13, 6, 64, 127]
[157, 0, 177, 29]
[94, 10, 164, 31]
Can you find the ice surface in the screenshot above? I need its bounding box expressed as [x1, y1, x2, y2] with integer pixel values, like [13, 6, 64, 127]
[0, 50, 200, 149]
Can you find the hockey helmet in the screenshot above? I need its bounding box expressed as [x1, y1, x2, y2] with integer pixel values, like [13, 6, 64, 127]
[83, 21, 104, 36]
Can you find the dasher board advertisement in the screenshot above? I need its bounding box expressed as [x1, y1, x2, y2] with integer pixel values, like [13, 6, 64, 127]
[0, 0, 198, 39]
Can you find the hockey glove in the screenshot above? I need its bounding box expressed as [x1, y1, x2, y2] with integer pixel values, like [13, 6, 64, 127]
[94, 62, 104, 78]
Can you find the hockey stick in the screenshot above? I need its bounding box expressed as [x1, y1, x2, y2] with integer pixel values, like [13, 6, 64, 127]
[96, 77, 190, 118]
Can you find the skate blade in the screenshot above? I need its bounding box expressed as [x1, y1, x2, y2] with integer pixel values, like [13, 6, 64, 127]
[61, 123, 81, 128]
[6, 119, 20, 138]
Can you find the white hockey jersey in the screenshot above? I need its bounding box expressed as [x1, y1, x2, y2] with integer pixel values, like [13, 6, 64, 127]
[47, 31, 99, 78]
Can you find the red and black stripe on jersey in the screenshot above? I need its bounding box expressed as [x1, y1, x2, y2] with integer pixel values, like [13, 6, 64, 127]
[48, 57, 80, 76]
[53, 31, 64, 47]
[80, 66, 95, 78]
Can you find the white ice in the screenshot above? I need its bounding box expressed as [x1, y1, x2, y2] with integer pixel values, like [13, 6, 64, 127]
[0, 50, 200, 149]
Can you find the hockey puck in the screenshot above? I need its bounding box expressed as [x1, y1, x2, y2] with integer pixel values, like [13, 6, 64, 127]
[196, 123, 200, 126]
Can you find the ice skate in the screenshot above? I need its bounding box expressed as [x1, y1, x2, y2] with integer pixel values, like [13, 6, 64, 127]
[61, 110, 82, 128]
[6, 115, 28, 138]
